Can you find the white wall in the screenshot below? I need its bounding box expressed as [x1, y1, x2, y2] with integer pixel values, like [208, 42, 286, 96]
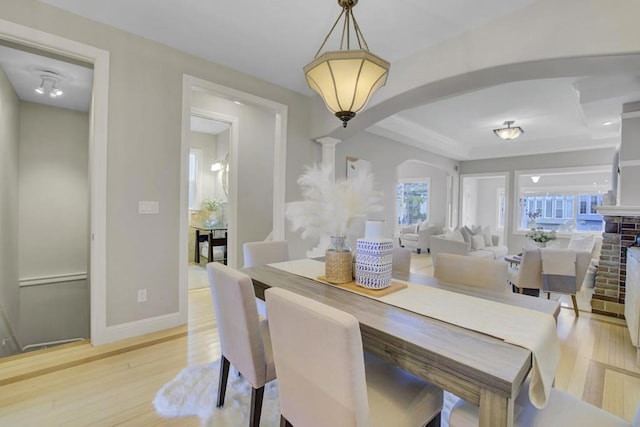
[334, 131, 458, 241]
[460, 148, 614, 253]
[0, 65, 20, 343]
[18, 102, 89, 278]
[0, 0, 314, 330]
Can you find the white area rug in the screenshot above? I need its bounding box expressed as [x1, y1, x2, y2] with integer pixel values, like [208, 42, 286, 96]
[153, 359, 280, 426]
[154, 360, 459, 427]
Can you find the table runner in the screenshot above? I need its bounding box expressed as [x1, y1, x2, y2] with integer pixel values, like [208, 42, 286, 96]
[268, 258, 560, 408]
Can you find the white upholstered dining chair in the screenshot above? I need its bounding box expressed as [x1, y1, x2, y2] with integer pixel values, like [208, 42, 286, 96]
[242, 240, 290, 268]
[392, 246, 412, 276]
[242, 240, 290, 317]
[434, 253, 509, 292]
[265, 287, 443, 427]
[448, 377, 640, 427]
[206, 262, 276, 427]
[508, 249, 591, 316]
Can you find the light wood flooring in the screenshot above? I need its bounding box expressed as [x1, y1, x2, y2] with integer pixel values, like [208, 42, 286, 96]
[0, 259, 638, 425]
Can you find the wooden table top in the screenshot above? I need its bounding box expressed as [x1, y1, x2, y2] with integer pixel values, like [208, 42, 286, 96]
[244, 264, 560, 407]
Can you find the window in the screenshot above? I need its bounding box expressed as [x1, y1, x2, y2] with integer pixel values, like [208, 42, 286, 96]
[188, 148, 203, 210]
[516, 168, 608, 233]
[397, 179, 429, 226]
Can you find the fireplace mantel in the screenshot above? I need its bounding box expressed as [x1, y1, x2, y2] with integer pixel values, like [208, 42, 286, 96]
[597, 206, 640, 216]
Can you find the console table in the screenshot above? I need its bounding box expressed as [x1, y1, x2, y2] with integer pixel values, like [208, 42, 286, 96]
[191, 226, 227, 265]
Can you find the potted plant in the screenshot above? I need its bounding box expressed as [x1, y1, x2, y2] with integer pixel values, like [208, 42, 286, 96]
[527, 209, 542, 229]
[201, 198, 223, 227]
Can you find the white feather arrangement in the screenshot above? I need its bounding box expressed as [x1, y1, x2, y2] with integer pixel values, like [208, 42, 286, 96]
[286, 163, 383, 241]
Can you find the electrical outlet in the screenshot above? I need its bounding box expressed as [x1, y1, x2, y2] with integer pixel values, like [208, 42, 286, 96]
[137, 288, 147, 303]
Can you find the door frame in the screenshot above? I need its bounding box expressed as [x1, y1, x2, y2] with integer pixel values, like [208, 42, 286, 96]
[0, 19, 110, 344]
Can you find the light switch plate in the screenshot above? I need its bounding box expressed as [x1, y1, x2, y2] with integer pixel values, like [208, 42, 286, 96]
[138, 201, 159, 214]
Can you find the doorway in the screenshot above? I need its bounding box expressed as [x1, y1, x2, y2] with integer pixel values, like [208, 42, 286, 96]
[179, 75, 288, 315]
[187, 115, 230, 289]
[0, 19, 109, 347]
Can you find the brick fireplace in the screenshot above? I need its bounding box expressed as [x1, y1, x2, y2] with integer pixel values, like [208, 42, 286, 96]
[592, 208, 640, 318]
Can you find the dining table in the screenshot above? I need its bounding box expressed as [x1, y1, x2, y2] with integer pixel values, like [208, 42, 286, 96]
[243, 258, 561, 427]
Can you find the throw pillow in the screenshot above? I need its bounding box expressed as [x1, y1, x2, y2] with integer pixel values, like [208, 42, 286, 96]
[445, 229, 466, 243]
[471, 234, 486, 250]
[568, 234, 595, 253]
[418, 220, 430, 231]
[471, 225, 482, 235]
[459, 227, 472, 244]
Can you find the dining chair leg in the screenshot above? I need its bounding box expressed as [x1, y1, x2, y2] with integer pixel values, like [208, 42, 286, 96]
[250, 386, 265, 427]
[216, 356, 230, 407]
[571, 294, 579, 317]
[426, 412, 441, 427]
[280, 415, 293, 427]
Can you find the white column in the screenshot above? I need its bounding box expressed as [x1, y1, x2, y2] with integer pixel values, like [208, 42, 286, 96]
[307, 137, 342, 257]
[315, 137, 341, 173]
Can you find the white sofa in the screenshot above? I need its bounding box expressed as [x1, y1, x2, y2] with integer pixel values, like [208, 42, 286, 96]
[430, 226, 508, 266]
[398, 222, 444, 254]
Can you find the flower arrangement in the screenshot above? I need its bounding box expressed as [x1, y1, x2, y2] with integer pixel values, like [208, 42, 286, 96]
[525, 227, 557, 243]
[285, 163, 383, 240]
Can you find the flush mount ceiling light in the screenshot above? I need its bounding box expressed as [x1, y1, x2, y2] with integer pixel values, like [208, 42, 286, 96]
[304, 0, 390, 128]
[34, 71, 64, 99]
[531, 175, 540, 183]
[493, 120, 524, 140]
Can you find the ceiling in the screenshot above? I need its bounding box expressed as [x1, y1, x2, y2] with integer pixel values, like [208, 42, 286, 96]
[18, 0, 640, 160]
[0, 44, 93, 112]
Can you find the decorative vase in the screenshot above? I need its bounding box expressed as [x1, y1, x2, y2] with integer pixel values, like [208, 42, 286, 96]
[355, 220, 393, 289]
[325, 236, 353, 284]
[528, 220, 537, 229]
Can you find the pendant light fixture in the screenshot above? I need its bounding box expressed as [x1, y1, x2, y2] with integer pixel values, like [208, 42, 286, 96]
[304, 0, 390, 128]
[493, 120, 524, 140]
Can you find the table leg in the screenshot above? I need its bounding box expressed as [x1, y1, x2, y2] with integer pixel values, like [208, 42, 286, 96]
[479, 389, 514, 427]
[208, 231, 214, 262]
[195, 229, 201, 264]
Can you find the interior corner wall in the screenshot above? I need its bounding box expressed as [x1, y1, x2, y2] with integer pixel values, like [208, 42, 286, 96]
[335, 131, 458, 241]
[0, 65, 21, 334]
[189, 130, 219, 202]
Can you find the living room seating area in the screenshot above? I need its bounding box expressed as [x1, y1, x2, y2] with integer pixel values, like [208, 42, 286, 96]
[398, 221, 444, 254]
[429, 225, 508, 266]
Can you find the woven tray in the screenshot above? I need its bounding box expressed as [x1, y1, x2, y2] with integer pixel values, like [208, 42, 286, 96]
[317, 276, 408, 298]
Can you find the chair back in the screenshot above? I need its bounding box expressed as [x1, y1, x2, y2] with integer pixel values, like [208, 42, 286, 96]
[243, 240, 290, 267]
[516, 249, 544, 290]
[434, 253, 508, 292]
[392, 247, 411, 276]
[265, 287, 370, 426]
[206, 262, 268, 388]
[515, 249, 591, 291]
[540, 248, 592, 293]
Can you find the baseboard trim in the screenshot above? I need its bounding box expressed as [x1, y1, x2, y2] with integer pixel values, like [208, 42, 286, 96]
[95, 311, 187, 346]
